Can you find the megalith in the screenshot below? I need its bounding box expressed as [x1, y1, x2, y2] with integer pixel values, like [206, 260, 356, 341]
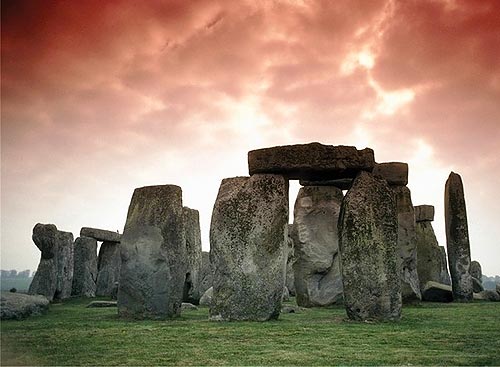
[285, 224, 296, 297]
[292, 186, 343, 307]
[182, 207, 202, 304]
[199, 251, 213, 296]
[444, 172, 473, 301]
[118, 185, 187, 319]
[71, 236, 98, 297]
[29, 223, 74, 301]
[96, 241, 121, 297]
[339, 172, 401, 321]
[470, 260, 483, 293]
[210, 175, 288, 321]
[80, 227, 121, 243]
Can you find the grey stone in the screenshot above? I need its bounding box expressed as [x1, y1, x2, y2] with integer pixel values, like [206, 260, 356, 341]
[421, 281, 453, 302]
[86, 301, 117, 308]
[71, 236, 98, 297]
[475, 290, 500, 302]
[29, 223, 74, 301]
[470, 261, 482, 281]
[199, 252, 213, 296]
[1, 292, 50, 320]
[285, 224, 296, 296]
[95, 241, 121, 297]
[182, 207, 202, 305]
[199, 286, 213, 307]
[445, 172, 473, 301]
[472, 277, 484, 293]
[339, 171, 401, 321]
[497, 283, 500, 295]
[292, 186, 344, 307]
[248, 143, 375, 181]
[282, 287, 290, 302]
[118, 185, 187, 320]
[299, 178, 353, 190]
[373, 162, 408, 186]
[80, 227, 121, 243]
[210, 175, 288, 321]
[281, 306, 304, 314]
[415, 205, 435, 222]
[181, 302, 198, 311]
[392, 186, 421, 303]
[438, 246, 452, 285]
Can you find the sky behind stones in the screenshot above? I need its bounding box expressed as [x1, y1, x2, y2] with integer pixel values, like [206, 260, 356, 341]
[2, 0, 499, 275]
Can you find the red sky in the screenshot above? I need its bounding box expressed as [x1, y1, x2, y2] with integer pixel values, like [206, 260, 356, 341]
[2, 0, 500, 275]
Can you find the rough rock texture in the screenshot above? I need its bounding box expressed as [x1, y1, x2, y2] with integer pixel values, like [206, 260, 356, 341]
[415, 205, 435, 222]
[182, 207, 203, 305]
[470, 261, 482, 282]
[95, 241, 121, 297]
[475, 290, 500, 302]
[285, 224, 296, 296]
[210, 175, 288, 321]
[29, 223, 74, 301]
[421, 281, 453, 302]
[339, 172, 401, 321]
[118, 185, 187, 319]
[292, 186, 344, 307]
[373, 162, 408, 186]
[472, 277, 484, 293]
[299, 178, 353, 190]
[200, 287, 213, 306]
[445, 172, 473, 301]
[438, 246, 452, 285]
[248, 143, 375, 181]
[392, 186, 421, 303]
[80, 227, 121, 243]
[71, 236, 98, 297]
[86, 301, 117, 308]
[181, 302, 198, 311]
[199, 252, 213, 296]
[1, 292, 50, 320]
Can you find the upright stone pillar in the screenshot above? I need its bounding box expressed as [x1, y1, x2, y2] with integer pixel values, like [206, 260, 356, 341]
[292, 186, 343, 307]
[285, 224, 296, 297]
[199, 251, 213, 296]
[339, 172, 401, 321]
[118, 185, 187, 319]
[444, 172, 473, 301]
[29, 223, 74, 301]
[96, 241, 121, 296]
[182, 207, 202, 304]
[71, 236, 98, 297]
[210, 175, 288, 321]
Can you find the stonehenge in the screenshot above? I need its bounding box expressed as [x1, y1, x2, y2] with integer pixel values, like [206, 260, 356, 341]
[183, 207, 203, 304]
[96, 241, 121, 297]
[470, 260, 484, 293]
[81, 227, 121, 243]
[285, 225, 296, 296]
[199, 251, 213, 296]
[445, 172, 473, 301]
[71, 236, 98, 297]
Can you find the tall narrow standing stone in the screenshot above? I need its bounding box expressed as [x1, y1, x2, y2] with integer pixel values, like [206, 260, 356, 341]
[285, 224, 296, 297]
[210, 175, 288, 321]
[199, 251, 213, 296]
[292, 186, 343, 307]
[444, 172, 473, 301]
[71, 236, 98, 297]
[339, 172, 401, 321]
[182, 207, 202, 304]
[96, 241, 121, 297]
[118, 185, 187, 319]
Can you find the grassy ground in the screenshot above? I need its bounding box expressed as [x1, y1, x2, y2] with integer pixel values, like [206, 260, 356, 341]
[1, 297, 499, 366]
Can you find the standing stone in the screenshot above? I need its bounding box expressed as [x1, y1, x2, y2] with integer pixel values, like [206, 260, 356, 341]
[470, 260, 482, 282]
[438, 246, 452, 285]
[445, 172, 473, 301]
[392, 186, 421, 303]
[182, 207, 202, 305]
[292, 186, 343, 307]
[71, 236, 98, 297]
[210, 175, 288, 321]
[199, 252, 213, 296]
[339, 172, 401, 321]
[96, 241, 121, 297]
[29, 224, 74, 301]
[118, 185, 187, 319]
[285, 224, 296, 297]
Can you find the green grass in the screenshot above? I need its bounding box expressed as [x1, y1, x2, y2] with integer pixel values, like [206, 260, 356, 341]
[1, 298, 499, 366]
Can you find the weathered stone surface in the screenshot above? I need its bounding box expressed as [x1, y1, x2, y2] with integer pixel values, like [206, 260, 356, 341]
[71, 236, 98, 297]
[95, 241, 121, 297]
[199, 252, 213, 296]
[475, 290, 500, 302]
[200, 286, 213, 306]
[292, 186, 344, 307]
[181, 302, 198, 311]
[282, 287, 290, 302]
[392, 186, 421, 303]
[299, 178, 353, 190]
[118, 185, 187, 319]
[281, 306, 305, 314]
[470, 260, 482, 281]
[415, 205, 435, 222]
[438, 247, 452, 285]
[182, 207, 202, 305]
[29, 223, 74, 301]
[472, 277, 484, 293]
[339, 172, 401, 321]
[248, 143, 375, 181]
[373, 162, 408, 186]
[1, 292, 50, 320]
[86, 301, 117, 308]
[285, 224, 296, 296]
[80, 227, 121, 243]
[445, 172, 473, 301]
[210, 175, 288, 321]
[421, 281, 453, 302]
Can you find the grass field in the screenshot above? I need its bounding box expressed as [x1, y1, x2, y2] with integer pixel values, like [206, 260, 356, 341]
[1, 297, 499, 366]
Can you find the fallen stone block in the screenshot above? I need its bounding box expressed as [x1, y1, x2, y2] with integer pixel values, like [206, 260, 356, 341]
[421, 281, 453, 303]
[1, 292, 50, 320]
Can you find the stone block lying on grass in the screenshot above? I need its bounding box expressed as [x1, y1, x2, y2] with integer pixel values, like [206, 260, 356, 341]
[1, 292, 50, 320]
[421, 281, 453, 302]
[86, 301, 117, 308]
